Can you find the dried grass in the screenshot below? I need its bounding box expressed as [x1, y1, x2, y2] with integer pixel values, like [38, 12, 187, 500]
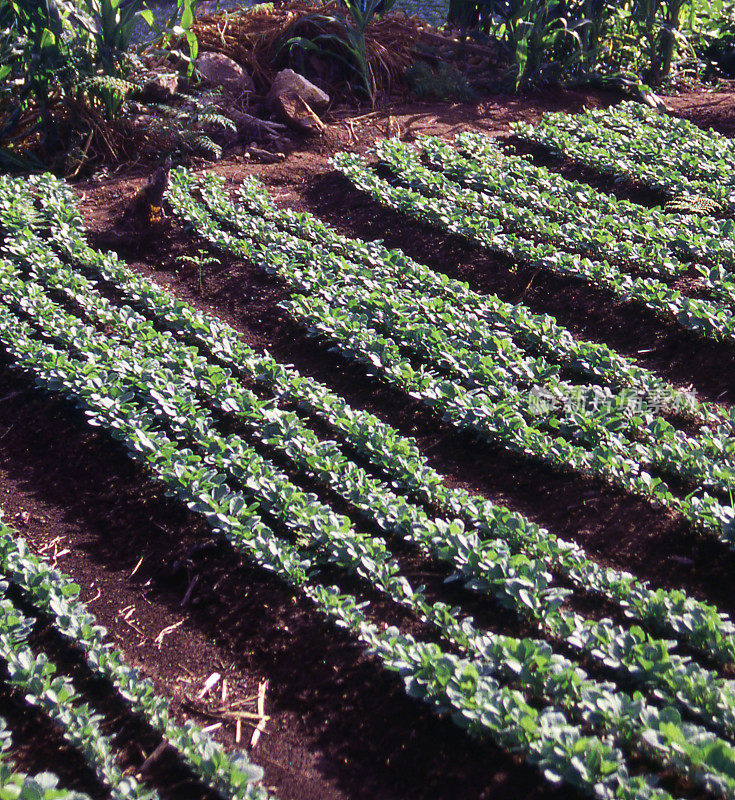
[191, 1, 434, 101]
[0, 93, 143, 174]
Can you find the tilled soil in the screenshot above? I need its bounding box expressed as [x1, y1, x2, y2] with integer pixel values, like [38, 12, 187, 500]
[3, 85, 735, 800]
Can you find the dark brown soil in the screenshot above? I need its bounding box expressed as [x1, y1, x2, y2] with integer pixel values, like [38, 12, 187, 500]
[0, 683, 110, 798]
[665, 81, 735, 137]
[3, 86, 735, 800]
[296, 167, 735, 405]
[0, 370, 573, 800]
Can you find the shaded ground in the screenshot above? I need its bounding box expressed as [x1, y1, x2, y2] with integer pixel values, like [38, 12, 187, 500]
[666, 80, 735, 136]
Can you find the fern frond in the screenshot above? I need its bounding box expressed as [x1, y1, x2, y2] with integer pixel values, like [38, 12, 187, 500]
[128, 100, 180, 118]
[175, 90, 224, 106]
[78, 75, 142, 98]
[173, 91, 206, 105]
[184, 132, 222, 159]
[185, 111, 237, 132]
[665, 194, 721, 215]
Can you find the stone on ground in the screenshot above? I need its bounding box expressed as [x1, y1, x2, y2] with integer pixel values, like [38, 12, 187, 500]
[266, 69, 329, 134]
[196, 52, 255, 94]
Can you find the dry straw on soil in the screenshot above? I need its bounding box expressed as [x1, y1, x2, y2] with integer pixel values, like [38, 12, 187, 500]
[191, 1, 451, 101]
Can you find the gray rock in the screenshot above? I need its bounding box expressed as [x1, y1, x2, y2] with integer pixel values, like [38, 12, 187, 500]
[141, 70, 180, 102]
[267, 69, 329, 112]
[266, 69, 329, 133]
[640, 90, 670, 112]
[196, 52, 255, 94]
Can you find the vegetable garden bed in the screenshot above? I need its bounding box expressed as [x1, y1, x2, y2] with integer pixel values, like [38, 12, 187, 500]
[2, 87, 735, 800]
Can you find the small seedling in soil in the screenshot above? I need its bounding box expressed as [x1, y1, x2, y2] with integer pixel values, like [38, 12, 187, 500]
[177, 248, 218, 294]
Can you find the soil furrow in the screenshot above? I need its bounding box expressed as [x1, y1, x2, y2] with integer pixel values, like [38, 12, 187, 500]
[0, 365, 569, 800]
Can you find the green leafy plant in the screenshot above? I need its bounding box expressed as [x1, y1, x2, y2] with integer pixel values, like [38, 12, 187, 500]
[139, 0, 200, 76]
[278, 0, 396, 103]
[405, 61, 479, 101]
[8, 169, 735, 799]
[0, 0, 202, 171]
[177, 246, 218, 292]
[692, 0, 735, 74]
[0, 0, 95, 157]
[86, 0, 148, 73]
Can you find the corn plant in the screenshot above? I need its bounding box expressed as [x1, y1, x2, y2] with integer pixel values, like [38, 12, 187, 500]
[497, 0, 588, 88]
[278, 0, 396, 103]
[446, 0, 711, 87]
